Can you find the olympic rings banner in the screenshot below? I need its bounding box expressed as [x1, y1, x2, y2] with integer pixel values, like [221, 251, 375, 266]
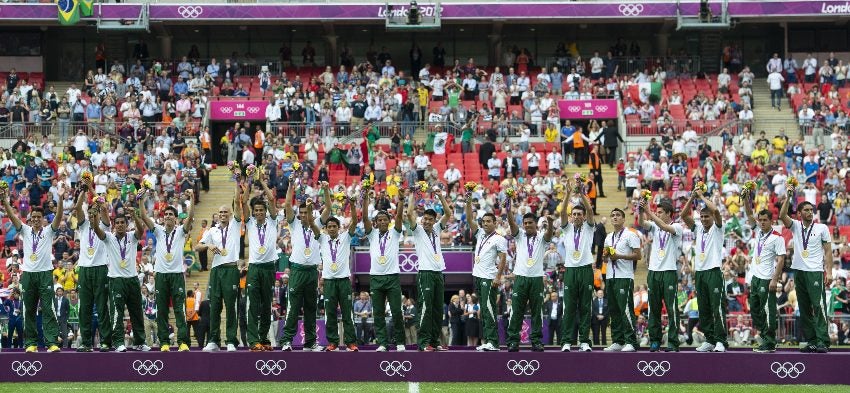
[353, 251, 473, 274]
[2, 2, 850, 21]
[558, 99, 619, 120]
[209, 100, 268, 121]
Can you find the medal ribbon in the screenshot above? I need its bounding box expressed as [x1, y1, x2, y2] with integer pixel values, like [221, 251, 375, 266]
[221, 224, 229, 249]
[527, 234, 537, 258]
[573, 225, 582, 252]
[476, 231, 497, 257]
[119, 234, 129, 261]
[658, 230, 669, 249]
[164, 228, 176, 254]
[700, 227, 708, 254]
[32, 228, 43, 255]
[302, 226, 312, 249]
[258, 222, 267, 247]
[757, 230, 770, 257]
[379, 230, 390, 255]
[429, 229, 438, 254]
[330, 237, 340, 262]
[802, 222, 813, 251]
[88, 227, 96, 249]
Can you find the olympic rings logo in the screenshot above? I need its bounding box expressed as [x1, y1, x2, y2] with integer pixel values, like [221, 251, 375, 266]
[11, 361, 42, 377]
[399, 253, 419, 272]
[594, 105, 609, 112]
[636, 360, 670, 377]
[247, 107, 261, 114]
[132, 360, 164, 376]
[256, 360, 287, 376]
[618, 4, 645, 17]
[177, 6, 203, 19]
[379, 360, 412, 377]
[506, 359, 540, 376]
[771, 362, 806, 379]
[567, 106, 581, 113]
[219, 107, 233, 114]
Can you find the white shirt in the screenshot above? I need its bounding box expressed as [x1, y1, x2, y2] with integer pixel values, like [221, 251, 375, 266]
[104, 232, 140, 278]
[20, 224, 55, 272]
[199, 217, 241, 268]
[526, 152, 540, 168]
[803, 58, 818, 75]
[560, 221, 596, 268]
[546, 152, 562, 169]
[246, 213, 284, 264]
[750, 227, 786, 281]
[412, 222, 446, 272]
[472, 228, 507, 280]
[153, 224, 188, 274]
[443, 168, 461, 183]
[367, 227, 403, 275]
[513, 229, 547, 278]
[289, 217, 322, 266]
[606, 228, 641, 280]
[647, 222, 683, 271]
[319, 231, 352, 279]
[692, 222, 723, 271]
[789, 219, 831, 272]
[590, 56, 604, 73]
[624, 166, 640, 188]
[767, 72, 785, 90]
[77, 218, 110, 267]
[414, 155, 430, 170]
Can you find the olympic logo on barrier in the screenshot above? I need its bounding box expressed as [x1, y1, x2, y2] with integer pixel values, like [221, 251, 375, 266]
[770, 362, 806, 379]
[594, 105, 609, 112]
[636, 360, 670, 377]
[567, 106, 581, 113]
[11, 361, 42, 377]
[219, 107, 233, 114]
[256, 360, 287, 376]
[618, 3, 644, 17]
[132, 360, 164, 376]
[399, 253, 419, 272]
[506, 360, 540, 376]
[379, 360, 412, 377]
[177, 6, 203, 18]
[247, 107, 261, 114]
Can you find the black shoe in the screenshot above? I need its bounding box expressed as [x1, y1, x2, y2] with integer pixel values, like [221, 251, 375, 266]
[649, 342, 661, 352]
[507, 345, 519, 352]
[99, 345, 113, 352]
[664, 346, 679, 352]
[531, 345, 545, 352]
[816, 345, 829, 353]
[800, 344, 818, 353]
[76, 346, 93, 353]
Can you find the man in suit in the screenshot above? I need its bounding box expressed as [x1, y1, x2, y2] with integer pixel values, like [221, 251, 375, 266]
[543, 291, 563, 345]
[594, 120, 624, 167]
[54, 286, 70, 348]
[503, 153, 521, 179]
[591, 289, 609, 346]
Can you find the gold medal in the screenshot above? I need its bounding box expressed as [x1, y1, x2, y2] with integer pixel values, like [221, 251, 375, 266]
[699, 253, 706, 261]
[572, 250, 581, 260]
[754, 256, 761, 265]
[305, 249, 313, 257]
[30, 254, 37, 262]
[801, 250, 809, 258]
[220, 249, 228, 256]
[475, 256, 481, 263]
[434, 255, 441, 261]
[658, 250, 666, 258]
[165, 253, 174, 261]
[258, 246, 267, 254]
[87, 247, 95, 257]
[330, 262, 339, 272]
[526, 259, 535, 267]
[120, 259, 128, 268]
[378, 255, 387, 265]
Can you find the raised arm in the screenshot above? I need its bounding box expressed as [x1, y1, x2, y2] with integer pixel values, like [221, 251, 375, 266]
[240, 181, 251, 225]
[559, 178, 572, 223]
[306, 203, 321, 237]
[641, 200, 678, 234]
[138, 194, 156, 231]
[742, 193, 757, 228]
[284, 175, 295, 222]
[127, 206, 144, 240]
[698, 193, 722, 228]
[581, 193, 595, 225]
[74, 189, 87, 224]
[348, 195, 357, 236]
[681, 194, 696, 231]
[89, 207, 106, 241]
[233, 180, 243, 222]
[52, 185, 66, 231]
[362, 191, 372, 234]
[543, 214, 554, 242]
[406, 192, 418, 230]
[261, 179, 278, 219]
[638, 199, 650, 230]
[437, 191, 451, 227]
[465, 196, 478, 234]
[183, 189, 195, 233]
[320, 182, 331, 225]
[506, 201, 519, 237]
[394, 195, 404, 232]
[2, 188, 22, 231]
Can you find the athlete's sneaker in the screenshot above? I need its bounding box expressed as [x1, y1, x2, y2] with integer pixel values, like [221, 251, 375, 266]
[160, 344, 171, 352]
[816, 345, 829, 354]
[479, 342, 499, 351]
[507, 344, 519, 352]
[136, 344, 152, 352]
[621, 344, 637, 352]
[434, 345, 448, 351]
[178, 343, 190, 352]
[226, 344, 237, 352]
[561, 344, 571, 352]
[325, 343, 339, 352]
[76, 346, 92, 353]
[603, 343, 624, 352]
[695, 342, 715, 352]
[753, 345, 775, 353]
[475, 344, 485, 351]
[531, 344, 545, 352]
[376, 345, 388, 352]
[579, 343, 592, 352]
[116, 345, 128, 353]
[25, 346, 38, 353]
[99, 344, 112, 352]
[800, 344, 818, 353]
[279, 342, 292, 352]
[712, 342, 726, 352]
[346, 344, 359, 352]
[649, 342, 661, 352]
[664, 345, 679, 353]
[203, 343, 220, 352]
[262, 344, 273, 351]
[304, 343, 324, 352]
[47, 345, 61, 353]
[396, 345, 406, 352]
[420, 345, 436, 352]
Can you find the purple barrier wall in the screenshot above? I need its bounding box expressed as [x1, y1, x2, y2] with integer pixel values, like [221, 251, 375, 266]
[559, 99, 618, 120]
[2, 2, 850, 21]
[353, 251, 473, 274]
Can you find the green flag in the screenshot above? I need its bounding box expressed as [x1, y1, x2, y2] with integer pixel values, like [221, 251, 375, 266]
[79, 0, 93, 17]
[57, 0, 80, 25]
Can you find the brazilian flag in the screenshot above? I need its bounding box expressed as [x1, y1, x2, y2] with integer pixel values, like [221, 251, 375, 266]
[57, 0, 80, 25]
[79, 0, 93, 17]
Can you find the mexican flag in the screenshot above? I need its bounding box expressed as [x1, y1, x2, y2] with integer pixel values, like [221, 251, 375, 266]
[57, 0, 80, 25]
[79, 0, 93, 17]
[630, 82, 662, 105]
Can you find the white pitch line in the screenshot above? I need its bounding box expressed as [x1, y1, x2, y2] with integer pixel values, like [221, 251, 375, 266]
[408, 382, 420, 393]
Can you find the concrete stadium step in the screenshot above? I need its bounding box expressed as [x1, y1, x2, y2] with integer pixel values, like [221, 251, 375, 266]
[750, 78, 799, 138]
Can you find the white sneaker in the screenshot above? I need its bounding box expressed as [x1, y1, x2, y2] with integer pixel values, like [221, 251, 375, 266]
[603, 343, 624, 352]
[303, 343, 324, 352]
[203, 343, 220, 352]
[115, 345, 127, 353]
[478, 343, 498, 351]
[712, 342, 726, 352]
[475, 344, 485, 351]
[376, 345, 388, 352]
[579, 343, 592, 352]
[226, 344, 237, 352]
[561, 344, 571, 352]
[396, 345, 406, 352]
[280, 342, 292, 352]
[696, 342, 715, 352]
[135, 344, 151, 352]
[621, 344, 636, 352]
